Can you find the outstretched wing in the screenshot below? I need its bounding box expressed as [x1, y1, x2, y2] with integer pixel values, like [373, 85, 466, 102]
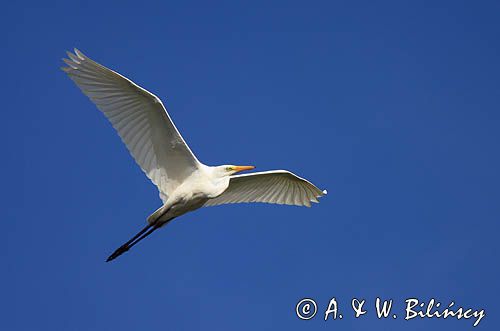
[204, 170, 327, 207]
[62, 49, 201, 201]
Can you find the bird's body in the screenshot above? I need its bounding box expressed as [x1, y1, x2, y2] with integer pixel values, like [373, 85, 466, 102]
[149, 165, 230, 224]
[62, 49, 326, 261]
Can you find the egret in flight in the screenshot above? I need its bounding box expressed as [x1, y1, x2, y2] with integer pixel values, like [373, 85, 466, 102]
[62, 49, 327, 262]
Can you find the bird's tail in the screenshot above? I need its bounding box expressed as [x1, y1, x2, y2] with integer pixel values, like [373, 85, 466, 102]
[147, 204, 170, 225]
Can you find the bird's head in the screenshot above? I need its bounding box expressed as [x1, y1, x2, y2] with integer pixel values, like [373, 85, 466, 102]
[217, 165, 255, 176]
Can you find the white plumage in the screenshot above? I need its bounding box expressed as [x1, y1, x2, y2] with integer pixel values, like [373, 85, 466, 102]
[63, 49, 199, 201]
[204, 170, 326, 207]
[62, 49, 326, 261]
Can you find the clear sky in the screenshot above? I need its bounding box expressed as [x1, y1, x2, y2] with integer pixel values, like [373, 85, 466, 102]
[5, 0, 500, 330]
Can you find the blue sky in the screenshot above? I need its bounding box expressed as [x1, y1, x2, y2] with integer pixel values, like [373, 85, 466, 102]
[5, 0, 500, 330]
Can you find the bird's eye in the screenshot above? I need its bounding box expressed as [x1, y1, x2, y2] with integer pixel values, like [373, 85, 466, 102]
[226, 167, 232, 171]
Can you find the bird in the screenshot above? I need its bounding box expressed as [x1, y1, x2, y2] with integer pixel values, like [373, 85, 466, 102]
[61, 49, 327, 262]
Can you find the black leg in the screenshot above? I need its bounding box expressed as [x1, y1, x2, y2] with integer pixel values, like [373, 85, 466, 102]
[106, 210, 175, 262]
[105, 223, 148, 261]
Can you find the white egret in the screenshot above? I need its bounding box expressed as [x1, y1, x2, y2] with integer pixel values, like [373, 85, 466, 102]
[62, 49, 327, 262]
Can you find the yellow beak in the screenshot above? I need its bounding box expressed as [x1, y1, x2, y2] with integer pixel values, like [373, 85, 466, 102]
[233, 165, 255, 173]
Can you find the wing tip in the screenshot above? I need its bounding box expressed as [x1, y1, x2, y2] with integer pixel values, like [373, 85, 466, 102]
[61, 48, 87, 72]
[74, 48, 86, 60]
[308, 188, 327, 205]
[62, 57, 78, 69]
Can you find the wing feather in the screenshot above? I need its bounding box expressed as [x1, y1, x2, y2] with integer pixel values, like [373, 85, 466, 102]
[204, 170, 327, 207]
[62, 49, 201, 201]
